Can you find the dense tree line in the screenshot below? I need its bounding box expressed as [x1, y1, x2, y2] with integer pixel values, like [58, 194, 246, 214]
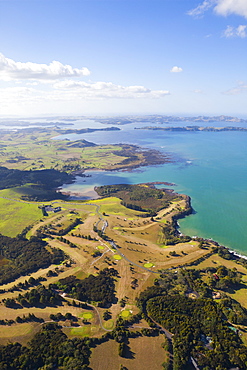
[57, 236, 77, 248]
[216, 245, 247, 271]
[162, 220, 192, 245]
[137, 268, 247, 369]
[70, 232, 97, 241]
[95, 184, 180, 213]
[206, 264, 242, 291]
[218, 296, 247, 325]
[0, 234, 65, 284]
[15, 285, 63, 307]
[3, 285, 62, 308]
[0, 323, 91, 369]
[0, 166, 73, 200]
[15, 313, 43, 324]
[1, 276, 47, 295]
[54, 268, 118, 307]
[146, 294, 247, 369]
[0, 166, 73, 190]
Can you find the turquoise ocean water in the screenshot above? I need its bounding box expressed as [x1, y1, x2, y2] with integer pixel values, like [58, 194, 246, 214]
[58, 120, 247, 254]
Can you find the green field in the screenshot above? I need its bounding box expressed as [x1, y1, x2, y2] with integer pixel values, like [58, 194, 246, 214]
[0, 193, 42, 236]
[113, 254, 122, 260]
[0, 128, 163, 173]
[143, 262, 154, 268]
[82, 312, 93, 319]
[121, 310, 131, 318]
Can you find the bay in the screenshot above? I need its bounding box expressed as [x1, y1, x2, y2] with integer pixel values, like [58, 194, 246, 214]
[59, 121, 247, 254]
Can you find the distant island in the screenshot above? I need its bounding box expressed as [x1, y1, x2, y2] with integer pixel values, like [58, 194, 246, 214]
[1, 114, 247, 127]
[88, 114, 247, 125]
[135, 125, 247, 132]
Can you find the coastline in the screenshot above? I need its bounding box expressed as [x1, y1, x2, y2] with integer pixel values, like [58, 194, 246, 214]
[58, 175, 247, 261]
[228, 249, 247, 261]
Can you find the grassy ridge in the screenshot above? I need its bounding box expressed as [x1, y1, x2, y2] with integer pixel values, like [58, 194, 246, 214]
[0, 128, 167, 172]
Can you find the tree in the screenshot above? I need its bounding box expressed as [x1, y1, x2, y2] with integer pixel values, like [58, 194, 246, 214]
[103, 310, 111, 321]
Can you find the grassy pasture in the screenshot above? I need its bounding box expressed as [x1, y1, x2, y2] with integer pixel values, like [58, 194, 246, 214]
[0, 195, 42, 237]
[0, 300, 93, 344]
[103, 319, 114, 330]
[0, 323, 35, 344]
[92, 196, 145, 217]
[0, 128, 162, 172]
[2, 184, 53, 199]
[82, 312, 93, 320]
[48, 239, 89, 266]
[190, 254, 247, 275]
[66, 323, 101, 338]
[229, 289, 247, 309]
[0, 298, 84, 320]
[39, 213, 79, 234]
[90, 335, 168, 370]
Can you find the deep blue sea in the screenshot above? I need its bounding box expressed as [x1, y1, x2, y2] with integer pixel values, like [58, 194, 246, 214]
[56, 119, 247, 255]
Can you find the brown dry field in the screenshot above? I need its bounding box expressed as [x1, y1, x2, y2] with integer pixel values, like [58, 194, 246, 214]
[0, 322, 36, 345]
[106, 211, 210, 271]
[189, 254, 247, 275]
[0, 196, 213, 343]
[90, 335, 168, 370]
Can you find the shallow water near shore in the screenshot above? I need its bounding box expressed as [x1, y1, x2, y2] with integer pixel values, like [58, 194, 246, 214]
[59, 121, 247, 254]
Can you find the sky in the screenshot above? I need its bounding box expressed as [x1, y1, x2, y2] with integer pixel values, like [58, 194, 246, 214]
[0, 0, 247, 117]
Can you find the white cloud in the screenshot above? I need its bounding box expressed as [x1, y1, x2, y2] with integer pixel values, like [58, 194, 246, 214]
[0, 80, 170, 113]
[0, 86, 43, 106]
[223, 25, 235, 37]
[223, 24, 247, 37]
[187, 0, 216, 17]
[215, 0, 247, 18]
[223, 82, 247, 95]
[26, 82, 39, 86]
[170, 66, 183, 73]
[188, 0, 247, 19]
[0, 53, 170, 114]
[236, 24, 247, 37]
[0, 53, 90, 81]
[53, 80, 170, 99]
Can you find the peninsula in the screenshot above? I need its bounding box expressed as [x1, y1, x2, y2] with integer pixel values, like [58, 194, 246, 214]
[0, 127, 169, 174]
